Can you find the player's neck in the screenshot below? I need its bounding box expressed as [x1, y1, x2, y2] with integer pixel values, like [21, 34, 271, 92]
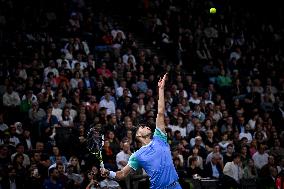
[141, 138, 152, 146]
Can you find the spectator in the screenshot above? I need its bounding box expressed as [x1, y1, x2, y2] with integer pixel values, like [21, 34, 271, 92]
[187, 147, 203, 170]
[223, 144, 234, 165]
[252, 144, 269, 170]
[116, 142, 132, 189]
[43, 167, 64, 189]
[203, 153, 223, 179]
[243, 159, 258, 179]
[223, 153, 243, 189]
[11, 143, 30, 168]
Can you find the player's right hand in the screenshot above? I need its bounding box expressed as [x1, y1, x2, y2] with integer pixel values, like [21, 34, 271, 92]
[100, 168, 109, 177]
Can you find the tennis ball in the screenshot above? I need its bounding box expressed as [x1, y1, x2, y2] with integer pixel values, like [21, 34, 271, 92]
[210, 8, 216, 14]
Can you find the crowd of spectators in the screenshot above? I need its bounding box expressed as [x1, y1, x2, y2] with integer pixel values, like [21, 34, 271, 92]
[0, 0, 284, 189]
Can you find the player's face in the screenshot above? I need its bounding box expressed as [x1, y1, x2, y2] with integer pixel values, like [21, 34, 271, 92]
[136, 125, 151, 140]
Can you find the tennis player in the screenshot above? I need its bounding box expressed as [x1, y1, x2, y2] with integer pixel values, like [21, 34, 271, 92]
[101, 73, 182, 189]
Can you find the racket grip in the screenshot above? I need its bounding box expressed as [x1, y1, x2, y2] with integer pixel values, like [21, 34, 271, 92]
[100, 162, 104, 169]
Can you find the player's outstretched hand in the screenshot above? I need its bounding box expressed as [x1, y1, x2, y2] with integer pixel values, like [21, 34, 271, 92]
[158, 73, 167, 89]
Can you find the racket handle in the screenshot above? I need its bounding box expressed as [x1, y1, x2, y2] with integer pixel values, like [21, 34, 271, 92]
[100, 162, 104, 169]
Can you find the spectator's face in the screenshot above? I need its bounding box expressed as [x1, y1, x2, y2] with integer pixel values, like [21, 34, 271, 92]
[57, 165, 65, 174]
[227, 145, 233, 153]
[52, 147, 60, 155]
[16, 145, 24, 153]
[0, 147, 8, 157]
[108, 131, 115, 139]
[241, 147, 247, 154]
[16, 155, 24, 164]
[195, 138, 202, 146]
[193, 148, 199, 154]
[71, 158, 79, 166]
[51, 169, 59, 179]
[122, 143, 130, 153]
[268, 156, 275, 165]
[213, 146, 220, 153]
[211, 157, 219, 165]
[33, 153, 41, 161]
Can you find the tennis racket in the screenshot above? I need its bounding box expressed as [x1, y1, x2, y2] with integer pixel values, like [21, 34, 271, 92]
[86, 125, 104, 169]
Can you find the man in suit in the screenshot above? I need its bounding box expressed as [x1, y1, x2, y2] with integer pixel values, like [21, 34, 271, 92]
[204, 153, 223, 179]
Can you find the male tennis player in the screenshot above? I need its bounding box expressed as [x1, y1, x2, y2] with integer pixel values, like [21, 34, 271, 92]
[101, 73, 182, 189]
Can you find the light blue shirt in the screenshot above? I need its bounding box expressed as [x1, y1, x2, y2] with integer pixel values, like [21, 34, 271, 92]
[128, 128, 181, 189]
[212, 163, 220, 178]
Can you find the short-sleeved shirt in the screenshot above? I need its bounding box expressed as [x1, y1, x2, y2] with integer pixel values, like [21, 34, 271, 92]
[128, 128, 180, 189]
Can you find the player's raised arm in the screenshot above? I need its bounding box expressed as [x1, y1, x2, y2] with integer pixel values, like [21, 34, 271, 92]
[156, 73, 167, 133]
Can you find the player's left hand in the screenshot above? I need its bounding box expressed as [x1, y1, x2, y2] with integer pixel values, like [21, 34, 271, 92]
[158, 73, 167, 89]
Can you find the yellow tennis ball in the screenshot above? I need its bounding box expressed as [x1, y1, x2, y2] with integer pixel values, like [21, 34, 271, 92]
[210, 8, 216, 14]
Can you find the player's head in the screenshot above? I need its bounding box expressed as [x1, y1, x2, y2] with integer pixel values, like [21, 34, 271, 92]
[135, 123, 152, 144]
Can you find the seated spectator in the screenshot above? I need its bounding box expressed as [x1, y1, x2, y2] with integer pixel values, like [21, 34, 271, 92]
[219, 132, 232, 153]
[12, 153, 27, 188]
[239, 124, 253, 144]
[100, 177, 121, 189]
[223, 144, 234, 165]
[259, 155, 276, 178]
[187, 157, 203, 178]
[43, 167, 64, 189]
[66, 164, 83, 188]
[187, 147, 203, 170]
[102, 139, 117, 171]
[252, 144, 269, 171]
[56, 162, 69, 188]
[243, 159, 258, 179]
[223, 153, 243, 189]
[49, 146, 68, 166]
[204, 130, 218, 152]
[59, 107, 74, 128]
[240, 145, 251, 167]
[206, 144, 224, 166]
[203, 153, 223, 179]
[11, 143, 30, 168]
[189, 136, 207, 160]
[68, 156, 81, 174]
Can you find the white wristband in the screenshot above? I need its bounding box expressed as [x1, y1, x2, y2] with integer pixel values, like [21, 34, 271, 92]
[109, 171, 116, 179]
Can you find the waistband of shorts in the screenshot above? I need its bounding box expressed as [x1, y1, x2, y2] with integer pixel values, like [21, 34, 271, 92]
[164, 180, 179, 189]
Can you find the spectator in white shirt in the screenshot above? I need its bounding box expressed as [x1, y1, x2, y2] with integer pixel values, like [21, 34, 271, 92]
[11, 143, 30, 168]
[188, 91, 201, 105]
[223, 153, 243, 188]
[99, 91, 116, 115]
[116, 142, 132, 189]
[51, 99, 62, 121]
[116, 80, 132, 98]
[116, 142, 131, 170]
[239, 124, 253, 143]
[3, 86, 21, 107]
[252, 144, 269, 170]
